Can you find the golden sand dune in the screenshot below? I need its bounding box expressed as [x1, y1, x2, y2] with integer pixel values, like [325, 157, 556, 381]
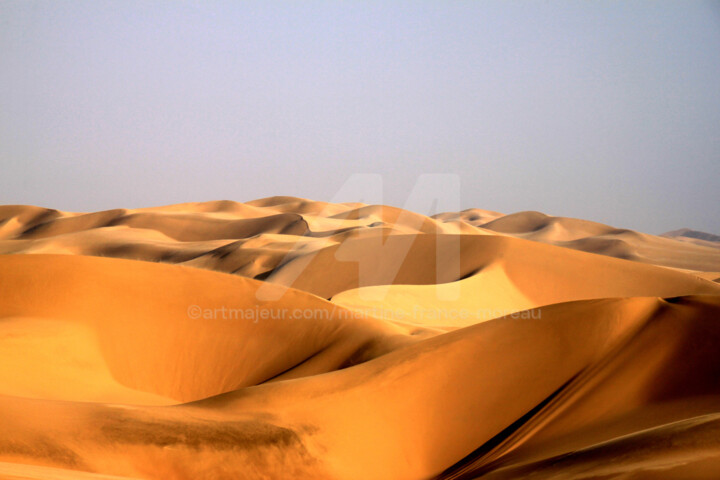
[0, 254, 426, 404]
[0, 296, 719, 479]
[331, 248, 720, 327]
[473, 210, 720, 271]
[2, 198, 718, 276]
[1, 197, 720, 479]
[277, 233, 718, 314]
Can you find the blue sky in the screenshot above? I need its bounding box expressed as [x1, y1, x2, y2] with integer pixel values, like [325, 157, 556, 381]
[1, 1, 718, 233]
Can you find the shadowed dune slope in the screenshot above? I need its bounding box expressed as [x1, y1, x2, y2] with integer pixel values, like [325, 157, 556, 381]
[475, 413, 720, 480]
[474, 211, 720, 271]
[432, 208, 504, 226]
[3, 200, 718, 277]
[439, 295, 720, 479]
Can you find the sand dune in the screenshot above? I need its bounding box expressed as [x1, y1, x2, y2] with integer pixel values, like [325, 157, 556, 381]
[330, 238, 720, 326]
[471, 210, 720, 271]
[477, 413, 720, 480]
[0, 296, 718, 479]
[279, 232, 718, 303]
[663, 227, 720, 245]
[479, 210, 613, 240]
[432, 208, 505, 226]
[3, 200, 718, 276]
[1, 198, 720, 479]
[0, 253, 426, 404]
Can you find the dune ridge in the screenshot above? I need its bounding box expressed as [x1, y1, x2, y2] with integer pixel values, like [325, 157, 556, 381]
[3, 198, 719, 278]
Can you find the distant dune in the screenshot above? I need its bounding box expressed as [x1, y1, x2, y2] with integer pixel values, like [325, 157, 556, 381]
[1, 197, 720, 479]
[662, 227, 720, 250]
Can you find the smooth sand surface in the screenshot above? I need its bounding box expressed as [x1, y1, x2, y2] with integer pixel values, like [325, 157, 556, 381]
[1, 197, 719, 479]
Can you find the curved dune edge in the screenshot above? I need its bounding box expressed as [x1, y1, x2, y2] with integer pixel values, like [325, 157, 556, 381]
[439, 295, 720, 479]
[328, 235, 720, 326]
[0, 254, 430, 404]
[2, 198, 719, 280]
[267, 233, 720, 300]
[0, 296, 718, 479]
[475, 413, 720, 480]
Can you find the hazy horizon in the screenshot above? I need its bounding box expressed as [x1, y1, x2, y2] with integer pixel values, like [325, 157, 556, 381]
[2, 1, 719, 235]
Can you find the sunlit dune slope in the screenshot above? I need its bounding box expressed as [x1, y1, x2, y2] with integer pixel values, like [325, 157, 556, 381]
[0, 254, 423, 404]
[0, 296, 719, 479]
[474, 210, 720, 271]
[270, 232, 719, 303]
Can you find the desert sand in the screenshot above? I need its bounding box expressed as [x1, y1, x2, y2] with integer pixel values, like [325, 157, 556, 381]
[1, 197, 719, 479]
